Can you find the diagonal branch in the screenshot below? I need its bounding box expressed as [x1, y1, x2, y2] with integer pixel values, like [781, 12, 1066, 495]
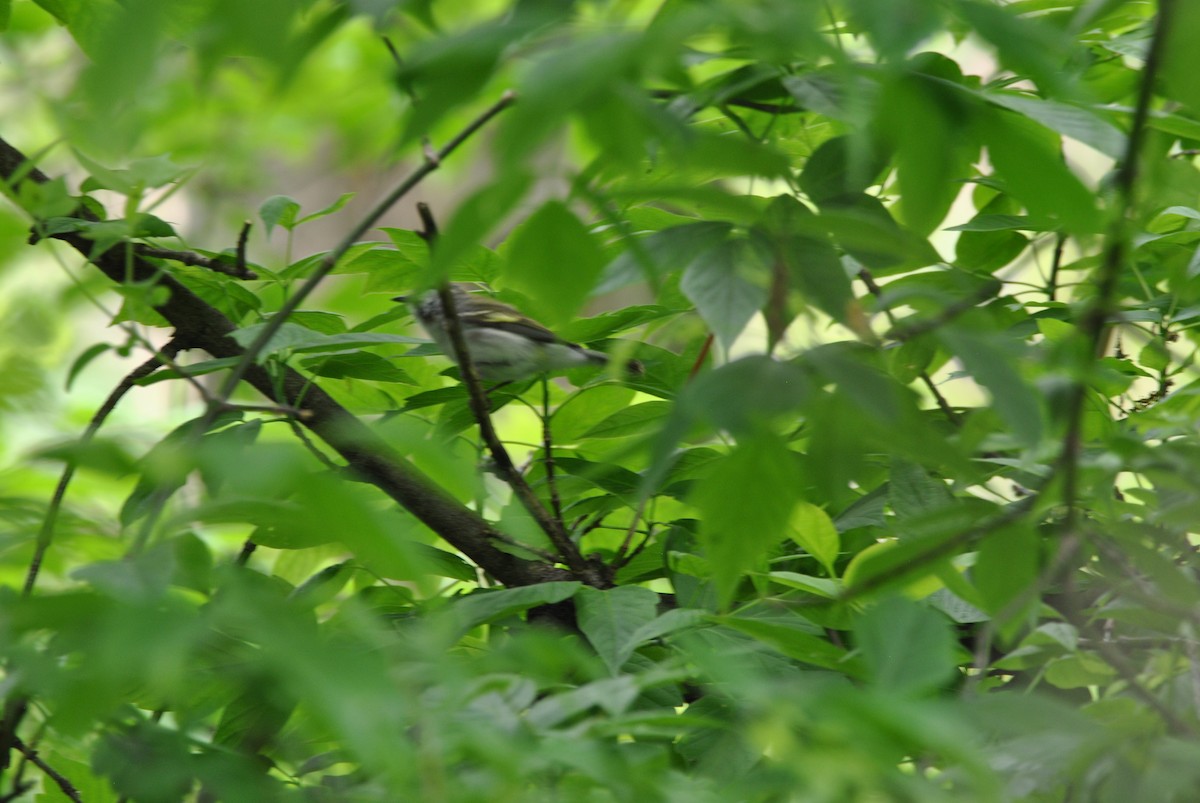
[0, 129, 566, 591]
[1058, 1, 1173, 535]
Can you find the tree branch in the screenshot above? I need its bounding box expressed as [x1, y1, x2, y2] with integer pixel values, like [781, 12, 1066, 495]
[0, 127, 567, 591]
[1058, 0, 1173, 537]
[10, 739, 81, 803]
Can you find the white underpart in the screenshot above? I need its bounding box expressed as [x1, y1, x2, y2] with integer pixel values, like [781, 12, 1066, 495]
[424, 322, 607, 381]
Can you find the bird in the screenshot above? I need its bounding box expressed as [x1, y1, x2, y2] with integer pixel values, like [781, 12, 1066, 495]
[394, 284, 641, 383]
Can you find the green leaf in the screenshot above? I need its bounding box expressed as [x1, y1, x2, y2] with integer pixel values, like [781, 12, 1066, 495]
[767, 571, 842, 598]
[581, 401, 673, 440]
[65, 342, 112, 390]
[295, 192, 354, 226]
[882, 72, 978, 235]
[1162, 2, 1200, 117]
[692, 435, 803, 608]
[798, 134, 889, 204]
[890, 458, 954, 524]
[259, 195, 301, 236]
[848, 0, 942, 61]
[442, 582, 582, 634]
[230, 323, 422, 359]
[429, 172, 533, 283]
[502, 201, 606, 328]
[984, 92, 1124, 159]
[680, 238, 769, 351]
[719, 614, 863, 676]
[598, 221, 733, 294]
[300, 352, 415, 383]
[973, 525, 1039, 615]
[576, 585, 660, 675]
[817, 195, 943, 273]
[761, 195, 855, 324]
[788, 502, 841, 577]
[1044, 654, 1116, 689]
[956, 0, 1074, 99]
[133, 356, 242, 386]
[939, 323, 1044, 446]
[213, 685, 296, 752]
[854, 595, 957, 695]
[979, 107, 1099, 234]
[1138, 340, 1170, 373]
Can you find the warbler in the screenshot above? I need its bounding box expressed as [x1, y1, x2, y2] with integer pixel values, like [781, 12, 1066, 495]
[394, 284, 640, 382]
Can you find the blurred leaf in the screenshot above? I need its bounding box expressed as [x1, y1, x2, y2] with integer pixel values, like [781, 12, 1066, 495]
[939, 322, 1044, 446]
[854, 595, 957, 695]
[442, 582, 581, 635]
[296, 192, 354, 226]
[230, 322, 422, 359]
[719, 614, 864, 676]
[259, 195, 301, 236]
[979, 107, 1099, 234]
[301, 351, 415, 383]
[788, 502, 840, 577]
[581, 401, 673, 440]
[502, 200, 606, 327]
[680, 237, 769, 350]
[576, 585, 660, 675]
[692, 434, 803, 608]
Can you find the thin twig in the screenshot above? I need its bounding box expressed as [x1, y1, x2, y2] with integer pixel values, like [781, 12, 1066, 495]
[882, 281, 1000, 342]
[204, 90, 517, 433]
[649, 89, 801, 115]
[139, 245, 257, 280]
[1066, 610, 1197, 737]
[382, 36, 403, 69]
[117, 93, 517, 555]
[1047, 232, 1065, 302]
[414, 203, 600, 582]
[25, 345, 177, 596]
[11, 738, 82, 803]
[858, 267, 962, 425]
[235, 219, 251, 276]
[614, 496, 652, 568]
[1058, 0, 1173, 540]
[689, 333, 714, 381]
[541, 378, 564, 524]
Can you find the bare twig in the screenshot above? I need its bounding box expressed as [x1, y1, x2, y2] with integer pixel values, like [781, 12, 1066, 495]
[25, 345, 177, 596]
[205, 90, 516, 433]
[858, 267, 962, 425]
[689, 333, 714, 381]
[649, 89, 800, 116]
[1064, 608, 1197, 737]
[139, 245, 257, 280]
[541, 379, 564, 524]
[614, 496, 652, 568]
[235, 219, 251, 276]
[1058, 0, 1173, 538]
[11, 738, 81, 803]
[1047, 232, 1065, 302]
[881, 282, 1000, 342]
[0, 133, 569, 593]
[414, 202, 599, 583]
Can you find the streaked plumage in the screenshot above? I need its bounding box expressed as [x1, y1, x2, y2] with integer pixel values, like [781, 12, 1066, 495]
[396, 284, 620, 382]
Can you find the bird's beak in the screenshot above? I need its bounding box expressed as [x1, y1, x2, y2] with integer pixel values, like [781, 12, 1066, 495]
[392, 296, 409, 303]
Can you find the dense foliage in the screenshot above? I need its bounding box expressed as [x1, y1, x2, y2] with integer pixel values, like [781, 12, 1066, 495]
[3, 0, 1200, 800]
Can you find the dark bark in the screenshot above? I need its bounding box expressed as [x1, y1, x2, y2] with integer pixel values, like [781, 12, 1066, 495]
[0, 135, 570, 590]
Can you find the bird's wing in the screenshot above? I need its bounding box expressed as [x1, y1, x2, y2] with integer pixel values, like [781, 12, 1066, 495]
[459, 296, 565, 345]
